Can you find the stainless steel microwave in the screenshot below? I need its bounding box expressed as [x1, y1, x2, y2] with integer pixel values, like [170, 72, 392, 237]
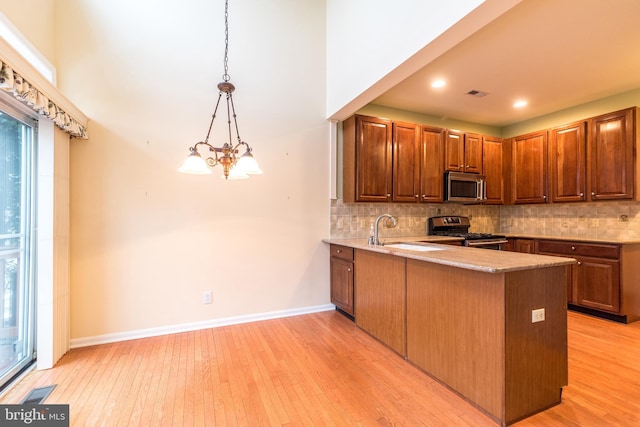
[444, 171, 485, 203]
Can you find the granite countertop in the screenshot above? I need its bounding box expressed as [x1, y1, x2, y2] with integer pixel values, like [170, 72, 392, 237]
[323, 236, 576, 273]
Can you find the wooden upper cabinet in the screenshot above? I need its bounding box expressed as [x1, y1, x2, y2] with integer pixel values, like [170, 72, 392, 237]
[549, 121, 587, 202]
[463, 133, 483, 174]
[588, 108, 635, 201]
[420, 126, 446, 202]
[512, 130, 548, 204]
[392, 121, 421, 202]
[482, 136, 505, 204]
[444, 130, 464, 172]
[344, 114, 446, 204]
[342, 115, 393, 203]
[445, 130, 482, 173]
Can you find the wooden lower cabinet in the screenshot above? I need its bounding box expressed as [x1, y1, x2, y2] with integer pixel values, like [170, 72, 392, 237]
[576, 256, 620, 313]
[329, 245, 354, 316]
[406, 259, 567, 425]
[354, 249, 406, 356]
[535, 239, 640, 322]
[512, 238, 535, 253]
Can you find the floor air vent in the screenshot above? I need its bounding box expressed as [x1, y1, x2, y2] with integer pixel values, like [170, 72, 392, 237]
[20, 384, 56, 404]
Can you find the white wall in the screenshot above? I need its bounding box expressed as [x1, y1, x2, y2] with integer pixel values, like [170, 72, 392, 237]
[0, 0, 533, 345]
[325, 0, 522, 120]
[51, 0, 330, 341]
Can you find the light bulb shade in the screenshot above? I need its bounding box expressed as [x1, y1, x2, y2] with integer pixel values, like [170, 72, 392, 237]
[225, 165, 249, 180]
[235, 151, 263, 175]
[178, 153, 212, 174]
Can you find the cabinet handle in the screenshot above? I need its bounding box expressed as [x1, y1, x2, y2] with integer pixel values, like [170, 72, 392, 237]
[592, 192, 596, 196]
[387, 194, 391, 198]
[571, 246, 576, 251]
[415, 194, 419, 198]
[579, 193, 584, 197]
[577, 261, 582, 266]
[336, 249, 342, 253]
[347, 268, 351, 272]
[422, 195, 427, 199]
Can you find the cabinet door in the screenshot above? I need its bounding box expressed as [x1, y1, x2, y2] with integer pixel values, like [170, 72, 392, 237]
[576, 256, 620, 313]
[392, 121, 421, 202]
[354, 116, 393, 202]
[482, 136, 504, 204]
[514, 239, 535, 253]
[589, 108, 635, 200]
[512, 131, 548, 204]
[445, 130, 464, 172]
[549, 121, 587, 202]
[464, 133, 483, 174]
[419, 125, 445, 202]
[330, 257, 354, 316]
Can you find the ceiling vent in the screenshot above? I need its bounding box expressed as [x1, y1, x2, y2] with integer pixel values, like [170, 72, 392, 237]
[466, 90, 489, 97]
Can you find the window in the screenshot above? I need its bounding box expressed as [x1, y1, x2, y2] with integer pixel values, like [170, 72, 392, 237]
[0, 98, 37, 389]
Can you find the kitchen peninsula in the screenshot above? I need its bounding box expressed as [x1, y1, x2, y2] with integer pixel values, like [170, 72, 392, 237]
[324, 238, 576, 426]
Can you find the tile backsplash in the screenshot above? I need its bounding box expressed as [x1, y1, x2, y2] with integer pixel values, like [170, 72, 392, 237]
[330, 199, 640, 240]
[330, 199, 501, 239]
[500, 201, 640, 240]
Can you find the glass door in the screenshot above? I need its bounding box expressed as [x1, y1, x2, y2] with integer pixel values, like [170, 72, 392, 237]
[0, 101, 36, 389]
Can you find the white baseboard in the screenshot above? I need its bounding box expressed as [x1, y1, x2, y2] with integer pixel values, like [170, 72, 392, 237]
[69, 304, 336, 349]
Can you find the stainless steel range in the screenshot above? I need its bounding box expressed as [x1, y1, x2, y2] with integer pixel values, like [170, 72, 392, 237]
[427, 216, 508, 250]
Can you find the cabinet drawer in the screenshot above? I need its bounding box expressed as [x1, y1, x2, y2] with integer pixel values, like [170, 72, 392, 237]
[536, 240, 619, 259]
[330, 244, 354, 261]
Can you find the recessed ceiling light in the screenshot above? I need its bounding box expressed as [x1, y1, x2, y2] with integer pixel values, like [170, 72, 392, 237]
[513, 100, 528, 108]
[431, 80, 446, 88]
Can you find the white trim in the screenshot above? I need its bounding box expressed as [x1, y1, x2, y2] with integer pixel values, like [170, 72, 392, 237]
[329, 119, 338, 200]
[69, 304, 336, 349]
[0, 11, 56, 85]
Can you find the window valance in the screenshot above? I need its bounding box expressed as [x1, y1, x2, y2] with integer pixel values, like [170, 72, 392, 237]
[0, 61, 87, 139]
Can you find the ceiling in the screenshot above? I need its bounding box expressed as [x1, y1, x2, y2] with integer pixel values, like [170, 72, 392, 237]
[372, 0, 640, 128]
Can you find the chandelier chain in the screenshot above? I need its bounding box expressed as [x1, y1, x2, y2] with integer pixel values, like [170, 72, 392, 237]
[223, 0, 230, 82]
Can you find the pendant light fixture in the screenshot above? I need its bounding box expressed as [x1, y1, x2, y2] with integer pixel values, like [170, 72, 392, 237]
[178, 0, 262, 180]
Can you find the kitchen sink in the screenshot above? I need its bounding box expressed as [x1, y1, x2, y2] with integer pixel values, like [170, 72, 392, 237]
[383, 243, 448, 252]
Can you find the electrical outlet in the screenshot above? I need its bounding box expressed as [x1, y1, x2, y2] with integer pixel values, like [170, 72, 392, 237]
[532, 308, 545, 323]
[203, 291, 212, 304]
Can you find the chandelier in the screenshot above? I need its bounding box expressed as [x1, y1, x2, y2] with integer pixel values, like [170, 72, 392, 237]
[178, 0, 262, 180]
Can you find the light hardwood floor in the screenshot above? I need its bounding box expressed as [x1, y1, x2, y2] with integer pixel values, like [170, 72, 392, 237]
[1, 310, 639, 426]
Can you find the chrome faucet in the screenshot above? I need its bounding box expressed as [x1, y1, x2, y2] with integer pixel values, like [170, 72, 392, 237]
[372, 214, 397, 245]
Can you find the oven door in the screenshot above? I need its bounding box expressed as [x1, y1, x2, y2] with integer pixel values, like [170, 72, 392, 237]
[464, 239, 508, 250]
